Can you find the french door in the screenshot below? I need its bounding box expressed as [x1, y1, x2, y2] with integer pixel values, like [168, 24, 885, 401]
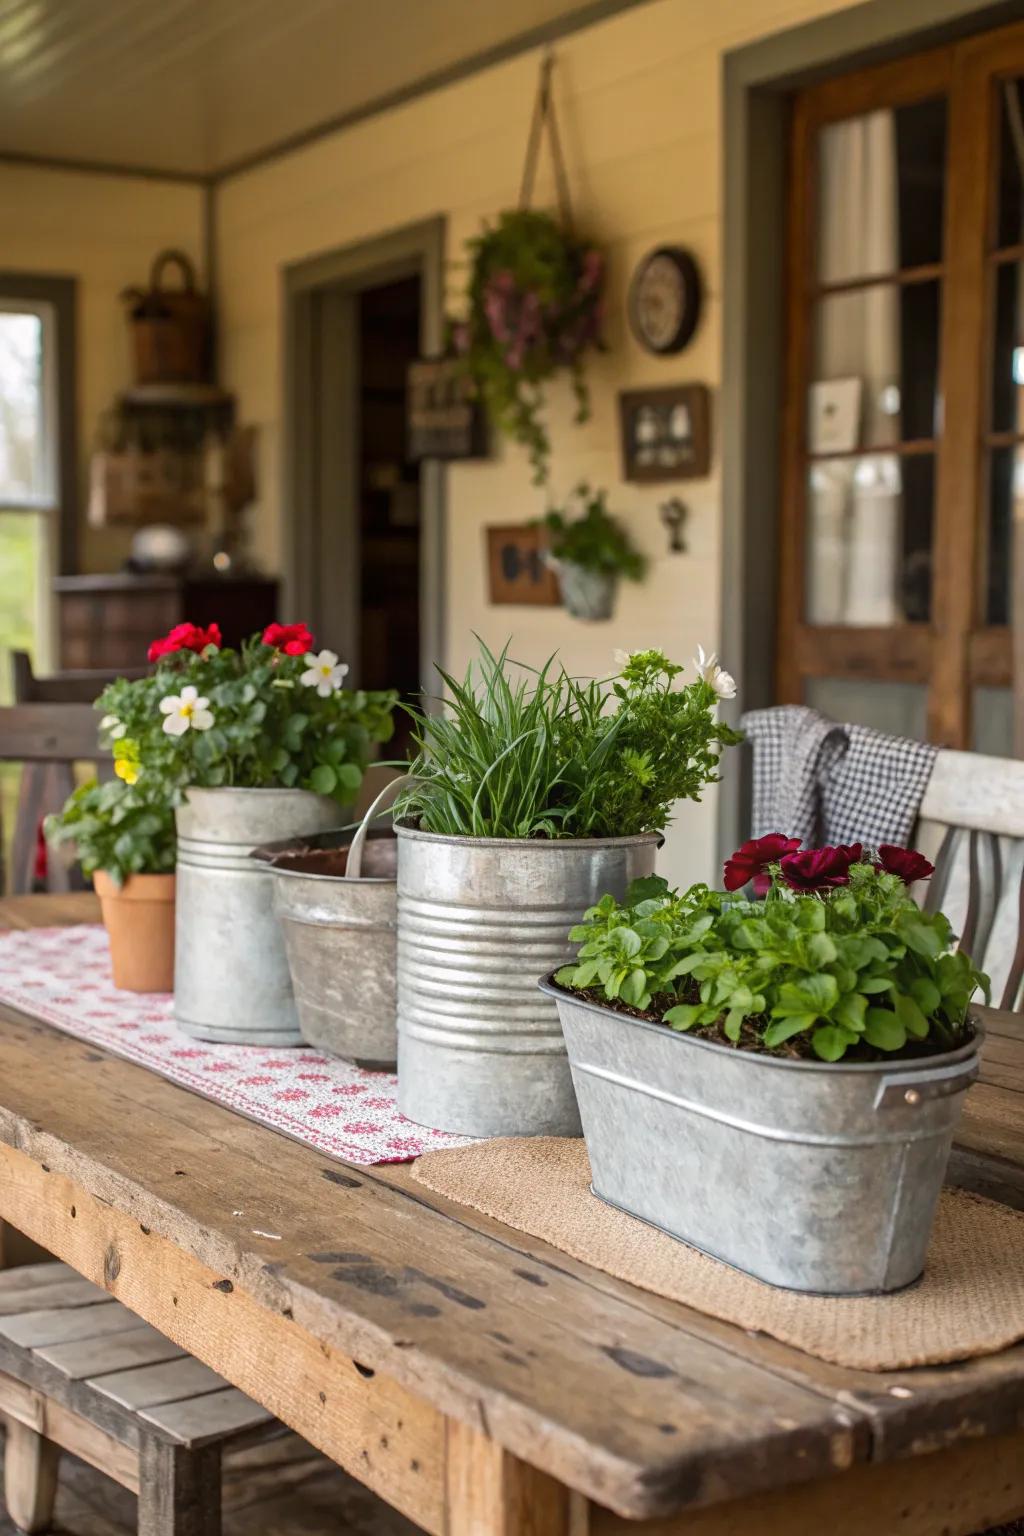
[779, 20, 1024, 753]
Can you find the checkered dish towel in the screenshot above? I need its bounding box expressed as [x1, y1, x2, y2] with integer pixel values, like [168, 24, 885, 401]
[741, 705, 938, 849]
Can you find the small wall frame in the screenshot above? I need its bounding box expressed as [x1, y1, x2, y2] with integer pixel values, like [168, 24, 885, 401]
[485, 525, 560, 606]
[619, 383, 711, 483]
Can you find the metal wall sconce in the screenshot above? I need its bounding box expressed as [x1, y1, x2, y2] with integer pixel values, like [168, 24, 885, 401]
[659, 497, 688, 553]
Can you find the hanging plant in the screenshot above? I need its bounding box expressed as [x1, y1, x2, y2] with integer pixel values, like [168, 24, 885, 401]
[454, 210, 605, 485]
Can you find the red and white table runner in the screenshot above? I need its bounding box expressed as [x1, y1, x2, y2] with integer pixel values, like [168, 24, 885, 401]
[0, 924, 472, 1166]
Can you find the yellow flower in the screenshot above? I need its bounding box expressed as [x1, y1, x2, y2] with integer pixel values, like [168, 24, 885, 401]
[113, 738, 141, 785]
[114, 757, 139, 785]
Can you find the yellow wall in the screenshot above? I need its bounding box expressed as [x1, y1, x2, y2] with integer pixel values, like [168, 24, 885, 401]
[216, 0, 857, 886]
[0, 163, 205, 573]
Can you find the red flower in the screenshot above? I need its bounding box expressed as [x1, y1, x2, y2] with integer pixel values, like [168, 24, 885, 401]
[262, 621, 314, 657]
[723, 833, 801, 894]
[148, 622, 221, 663]
[877, 845, 935, 884]
[779, 843, 863, 892]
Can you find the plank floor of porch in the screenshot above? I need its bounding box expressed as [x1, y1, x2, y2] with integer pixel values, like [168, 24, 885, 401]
[0, 1432, 416, 1536]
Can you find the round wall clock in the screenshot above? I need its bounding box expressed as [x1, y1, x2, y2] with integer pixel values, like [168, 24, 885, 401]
[628, 246, 702, 355]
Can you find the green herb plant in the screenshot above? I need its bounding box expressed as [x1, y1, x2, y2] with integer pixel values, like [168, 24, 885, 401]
[556, 864, 988, 1063]
[46, 778, 175, 887]
[397, 640, 741, 840]
[540, 484, 646, 581]
[96, 636, 396, 809]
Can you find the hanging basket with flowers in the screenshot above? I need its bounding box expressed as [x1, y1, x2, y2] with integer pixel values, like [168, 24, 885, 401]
[453, 54, 605, 484]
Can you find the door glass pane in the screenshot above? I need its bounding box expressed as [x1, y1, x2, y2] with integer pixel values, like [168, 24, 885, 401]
[973, 686, 1014, 757]
[0, 310, 47, 505]
[984, 444, 1021, 625]
[805, 677, 928, 740]
[995, 78, 1024, 252]
[817, 99, 946, 284]
[991, 261, 1024, 435]
[810, 280, 940, 449]
[805, 453, 933, 624]
[0, 511, 45, 699]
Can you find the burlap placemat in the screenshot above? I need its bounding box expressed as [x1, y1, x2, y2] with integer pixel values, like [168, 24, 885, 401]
[412, 1137, 1024, 1371]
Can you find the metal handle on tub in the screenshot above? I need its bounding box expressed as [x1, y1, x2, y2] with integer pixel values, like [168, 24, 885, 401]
[873, 1054, 980, 1111]
[346, 774, 417, 880]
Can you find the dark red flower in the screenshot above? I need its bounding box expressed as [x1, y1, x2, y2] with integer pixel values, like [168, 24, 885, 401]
[876, 845, 935, 884]
[723, 833, 801, 894]
[147, 622, 221, 663]
[779, 843, 864, 892]
[262, 622, 314, 657]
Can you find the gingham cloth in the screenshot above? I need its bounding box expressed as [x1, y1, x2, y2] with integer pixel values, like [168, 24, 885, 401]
[741, 705, 938, 849]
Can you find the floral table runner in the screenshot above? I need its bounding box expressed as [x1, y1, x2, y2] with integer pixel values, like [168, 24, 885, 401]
[0, 924, 472, 1166]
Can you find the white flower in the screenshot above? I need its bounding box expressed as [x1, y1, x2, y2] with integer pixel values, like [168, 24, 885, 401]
[612, 648, 633, 669]
[300, 649, 349, 698]
[99, 713, 126, 741]
[159, 685, 214, 736]
[693, 644, 737, 701]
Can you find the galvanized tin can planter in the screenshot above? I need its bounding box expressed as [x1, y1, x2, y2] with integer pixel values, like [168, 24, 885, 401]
[174, 786, 339, 1046]
[541, 976, 982, 1296]
[396, 827, 659, 1137]
[256, 779, 406, 1068]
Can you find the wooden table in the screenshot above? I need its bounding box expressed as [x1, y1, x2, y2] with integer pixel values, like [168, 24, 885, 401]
[0, 894, 1023, 1536]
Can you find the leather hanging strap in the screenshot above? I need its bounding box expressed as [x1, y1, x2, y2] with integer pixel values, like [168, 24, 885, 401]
[518, 49, 574, 232]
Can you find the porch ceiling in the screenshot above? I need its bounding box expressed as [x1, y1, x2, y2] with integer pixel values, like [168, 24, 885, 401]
[0, 0, 631, 180]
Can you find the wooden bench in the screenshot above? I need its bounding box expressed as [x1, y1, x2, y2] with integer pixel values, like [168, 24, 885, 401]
[0, 1261, 280, 1535]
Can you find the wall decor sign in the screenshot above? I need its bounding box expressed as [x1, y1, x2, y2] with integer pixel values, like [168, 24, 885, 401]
[485, 524, 560, 606]
[619, 384, 711, 483]
[808, 377, 862, 456]
[407, 357, 487, 462]
[628, 246, 702, 355]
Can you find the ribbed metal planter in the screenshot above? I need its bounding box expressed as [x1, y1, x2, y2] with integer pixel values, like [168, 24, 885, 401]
[543, 977, 982, 1295]
[174, 787, 339, 1046]
[396, 827, 659, 1137]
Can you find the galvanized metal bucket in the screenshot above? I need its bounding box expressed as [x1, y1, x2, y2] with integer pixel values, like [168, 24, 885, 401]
[542, 976, 982, 1295]
[551, 560, 616, 622]
[396, 827, 659, 1137]
[257, 779, 406, 1068]
[174, 786, 339, 1046]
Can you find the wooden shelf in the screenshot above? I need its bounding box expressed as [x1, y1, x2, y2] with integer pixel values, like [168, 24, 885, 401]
[120, 383, 234, 410]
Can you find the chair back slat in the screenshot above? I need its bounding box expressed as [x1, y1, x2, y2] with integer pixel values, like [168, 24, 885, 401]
[915, 748, 1024, 1012]
[0, 700, 106, 897]
[11, 649, 146, 705]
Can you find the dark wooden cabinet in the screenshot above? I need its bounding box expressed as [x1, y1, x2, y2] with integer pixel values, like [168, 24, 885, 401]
[55, 575, 279, 670]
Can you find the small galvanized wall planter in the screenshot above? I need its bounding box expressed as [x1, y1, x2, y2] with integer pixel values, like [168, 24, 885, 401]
[396, 827, 659, 1137]
[174, 786, 339, 1046]
[542, 977, 983, 1296]
[550, 560, 617, 622]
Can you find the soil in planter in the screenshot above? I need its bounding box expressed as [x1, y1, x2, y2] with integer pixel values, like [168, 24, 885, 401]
[552, 978, 977, 1065]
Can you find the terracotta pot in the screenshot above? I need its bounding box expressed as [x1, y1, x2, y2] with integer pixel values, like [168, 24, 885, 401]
[94, 871, 176, 993]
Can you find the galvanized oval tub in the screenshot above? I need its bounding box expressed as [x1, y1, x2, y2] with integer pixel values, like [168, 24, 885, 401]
[542, 976, 982, 1295]
[260, 827, 398, 1068]
[174, 786, 339, 1046]
[396, 826, 659, 1137]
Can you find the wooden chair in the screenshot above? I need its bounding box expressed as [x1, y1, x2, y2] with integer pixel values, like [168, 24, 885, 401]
[11, 651, 147, 705]
[0, 1261, 280, 1536]
[0, 704, 103, 896]
[915, 749, 1024, 1011]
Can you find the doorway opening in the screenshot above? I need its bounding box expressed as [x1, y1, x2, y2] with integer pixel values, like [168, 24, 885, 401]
[284, 217, 446, 763]
[358, 275, 421, 755]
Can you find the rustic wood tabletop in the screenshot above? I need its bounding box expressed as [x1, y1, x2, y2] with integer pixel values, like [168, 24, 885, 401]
[0, 893, 1022, 1536]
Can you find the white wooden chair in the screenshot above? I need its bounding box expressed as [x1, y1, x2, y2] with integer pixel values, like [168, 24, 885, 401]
[914, 749, 1024, 1011]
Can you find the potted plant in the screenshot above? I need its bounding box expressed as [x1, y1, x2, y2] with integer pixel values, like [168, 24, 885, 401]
[97, 620, 396, 1045]
[541, 483, 646, 620]
[394, 641, 741, 1137]
[544, 838, 989, 1295]
[453, 209, 605, 484]
[46, 777, 176, 992]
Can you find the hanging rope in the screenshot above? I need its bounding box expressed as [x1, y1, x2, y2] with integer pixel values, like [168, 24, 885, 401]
[518, 49, 574, 232]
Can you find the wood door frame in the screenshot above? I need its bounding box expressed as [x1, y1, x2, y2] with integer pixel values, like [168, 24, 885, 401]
[283, 216, 446, 697]
[718, 0, 1023, 864]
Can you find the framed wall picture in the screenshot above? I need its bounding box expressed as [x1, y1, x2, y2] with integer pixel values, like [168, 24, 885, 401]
[407, 357, 487, 461]
[485, 525, 560, 606]
[619, 384, 711, 483]
[808, 377, 862, 456]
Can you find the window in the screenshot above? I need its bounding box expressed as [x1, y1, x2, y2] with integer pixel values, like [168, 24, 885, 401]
[0, 285, 70, 690]
[779, 22, 1024, 753]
